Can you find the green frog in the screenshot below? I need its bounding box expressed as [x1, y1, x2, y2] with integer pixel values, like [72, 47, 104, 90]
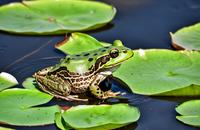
[34, 40, 133, 101]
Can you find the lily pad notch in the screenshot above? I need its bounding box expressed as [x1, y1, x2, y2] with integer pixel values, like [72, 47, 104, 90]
[176, 100, 200, 127]
[170, 23, 200, 50]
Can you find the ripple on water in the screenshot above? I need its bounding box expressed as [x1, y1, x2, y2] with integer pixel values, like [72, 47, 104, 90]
[0, 44, 6, 53]
[8, 56, 61, 81]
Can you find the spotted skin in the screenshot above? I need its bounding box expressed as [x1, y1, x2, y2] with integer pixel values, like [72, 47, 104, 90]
[34, 41, 133, 101]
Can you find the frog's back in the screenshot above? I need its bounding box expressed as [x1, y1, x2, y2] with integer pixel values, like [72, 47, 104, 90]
[57, 46, 113, 74]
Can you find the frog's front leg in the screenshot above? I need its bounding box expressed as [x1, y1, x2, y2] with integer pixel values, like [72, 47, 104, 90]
[89, 71, 120, 99]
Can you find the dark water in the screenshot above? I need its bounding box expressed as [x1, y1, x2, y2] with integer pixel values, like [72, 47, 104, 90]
[0, 0, 200, 130]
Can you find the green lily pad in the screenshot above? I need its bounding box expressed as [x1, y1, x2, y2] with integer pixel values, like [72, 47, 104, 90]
[59, 104, 140, 130]
[0, 0, 116, 35]
[176, 100, 200, 116]
[0, 72, 18, 91]
[176, 116, 200, 127]
[170, 23, 200, 50]
[176, 100, 200, 127]
[0, 88, 60, 126]
[22, 77, 37, 90]
[113, 49, 200, 96]
[55, 33, 110, 54]
[55, 112, 71, 130]
[0, 127, 14, 130]
[157, 85, 200, 96]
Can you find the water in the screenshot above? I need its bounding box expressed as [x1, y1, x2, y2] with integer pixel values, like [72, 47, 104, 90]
[0, 0, 200, 130]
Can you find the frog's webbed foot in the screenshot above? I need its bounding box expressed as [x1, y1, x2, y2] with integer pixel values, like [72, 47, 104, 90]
[89, 84, 122, 99]
[54, 94, 88, 102]
[102, 90, 121, 99]
[89, 71, 122, 99]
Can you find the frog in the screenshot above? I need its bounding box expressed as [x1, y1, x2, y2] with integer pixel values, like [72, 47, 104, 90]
[34, 40, 133, 101]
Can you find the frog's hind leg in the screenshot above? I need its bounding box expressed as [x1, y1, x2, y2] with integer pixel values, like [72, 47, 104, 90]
[35, 75, 87, 101]
[54, 95, 88, 101]
[89, 71, 120, 99]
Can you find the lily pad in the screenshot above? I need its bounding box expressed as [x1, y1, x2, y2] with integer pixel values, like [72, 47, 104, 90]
[0, 72, 18, 91]
[55, 33, 110, 54]
[176, 100, 200, 127]
[59, 104, 140, 130]
[0, 88, 60, 126]
[157, 85, 200, 96]
[170, 23, 200, 50]
[22, 77, 37, 90]
[0, 127, 14, 130]
[176, 100, 200, 116]
[113, 49, 200, 96]
[55, 112, 71, 130]
[0, 0, 116, 35]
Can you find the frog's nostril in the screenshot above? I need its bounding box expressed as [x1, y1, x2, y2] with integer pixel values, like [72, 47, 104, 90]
[88, 58, 93, 62]
[123, 50, 127, 53]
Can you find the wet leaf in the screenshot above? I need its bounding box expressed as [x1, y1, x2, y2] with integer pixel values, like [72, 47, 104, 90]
[0, 0, 116, 35]
[157, 85, 200, 96]
[55, 112, 71, 130]
[176, 100, 200, 116]
[22, 77, 37, 90]
[113, 49, 200, 96]
[176, 100, 200, 127]
[0, 72, 18, 91]
[59, 104, 140, 129]
[170, 23, 200, 50]
[0, 88, 60, 126]
[55, 33, 110, 54]
[0, 126, 14, 130]
[176, 116, 200, 127]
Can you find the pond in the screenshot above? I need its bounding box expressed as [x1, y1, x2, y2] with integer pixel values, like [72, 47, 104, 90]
[0, 0, 200, 130]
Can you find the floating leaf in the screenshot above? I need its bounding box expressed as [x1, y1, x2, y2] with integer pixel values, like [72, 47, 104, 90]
[0, 88, 60, 126]
[113, 49, 200, 96]
[0, 126, 14, 130]
[170, 23, 200, 50]
[176, 100, 200, 116]
[176, 100, 200, 127]
[55, 112, 71, 130]
[0, 72, 18, 91]
[22, 77, 37, 90]
[59, 104, 140, 129]
[0, 0, 116, 35]
[157, 85, 200, 96]
[176, 116, 200, 127]
[55, 33, 110, 54]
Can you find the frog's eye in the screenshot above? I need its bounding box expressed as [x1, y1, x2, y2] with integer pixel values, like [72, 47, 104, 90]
[110, 48, 119, 58]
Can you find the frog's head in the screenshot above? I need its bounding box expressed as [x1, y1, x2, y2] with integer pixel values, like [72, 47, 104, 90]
[51, 40, 133, 73]
[95, 40, 134, 69]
